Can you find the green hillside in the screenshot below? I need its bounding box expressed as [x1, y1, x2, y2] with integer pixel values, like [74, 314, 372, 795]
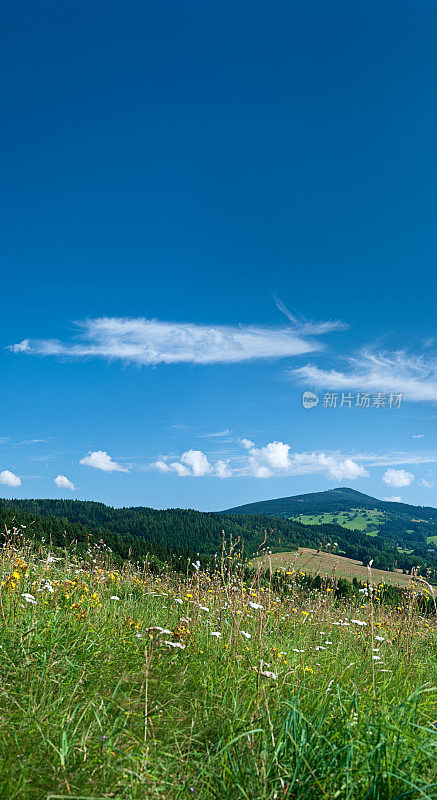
[1, 493, 436, 579]
[225, 487, 437, 522]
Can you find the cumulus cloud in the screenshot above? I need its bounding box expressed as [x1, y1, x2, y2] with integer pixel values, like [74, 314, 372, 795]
[215, 460, 233, 478]
[240, 438, 255, 450]
[382, 468, 414, 487]
[0, 470, 21, 487]
[412, 434, 424, 439]
[180, 450, 211, 476]
[54, 474, 75, 491]
[292, 349, 437, 403]
[9, 314, 345, 366]
[384, 496, 402, 502]
[152, 450, 212, 477]
[246, 441, 368, 480]
[152, 440, 368, 482]
[421, 479, 434, 488]
[79, 450, 129, 473]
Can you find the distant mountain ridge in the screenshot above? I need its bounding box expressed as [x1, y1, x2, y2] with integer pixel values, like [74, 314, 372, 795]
[1, 488, 436, 578]
[224, 487, 437, 520]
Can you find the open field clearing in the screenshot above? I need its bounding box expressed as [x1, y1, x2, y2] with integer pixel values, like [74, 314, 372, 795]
[291, 508, 384, 537]
[0, 538, 436, 800]
[257, 548, 416, 588]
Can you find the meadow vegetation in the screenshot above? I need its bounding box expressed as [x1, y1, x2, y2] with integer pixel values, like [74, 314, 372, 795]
[1, 528, 436, 800]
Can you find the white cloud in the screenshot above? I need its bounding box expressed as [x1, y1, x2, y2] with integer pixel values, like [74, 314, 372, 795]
[384, 496, 402, 502]
[412, 434, 424, 439]
[152, 450, 211, 477]
[9, 314, 345, 366]
[382, 468, 414, 487]
[0, 470, 21, 487]
[245, 441, 368, 481]
[10, 338, 30, 352]
[201, 429, 231, 438]
[240, 438, 255, 450]
[54, 474, 75, 491]
[215, 460, 233, 478]
[79, 450, 129, 473]
[170, 462, 191, 477]
[356, 451, 437, 468]
[180, 450, 211, 477]
[153, 451, 231, 478]
[153, 440, 368, 481]
[274, 298, 347, 335]
[292, 349, 437, 403]
[421, 479, 434, 488]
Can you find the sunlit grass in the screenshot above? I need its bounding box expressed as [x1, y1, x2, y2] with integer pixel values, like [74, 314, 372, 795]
[0, 534, 436, 799]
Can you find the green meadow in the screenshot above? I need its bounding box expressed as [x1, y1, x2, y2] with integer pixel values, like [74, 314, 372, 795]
[292, 508, 384, 537]
[1, 534, 436, 800]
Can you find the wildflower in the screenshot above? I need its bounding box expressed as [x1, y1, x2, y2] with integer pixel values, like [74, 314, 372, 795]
[240, 631, 251, 639]
[110, 595, 120, 601]
[260, 663, 277, 679]
[248, 601, 263, 610]
[164, 641, 186, 649]
[375, 635, 385, 642]
[146, 626, 172, 635]
[351, 619, 367, 627]
[198, 605, 209, 612]
[21, 593, 36, 604]
[372, 655, 382, 661]
[210, 631, 222, 638]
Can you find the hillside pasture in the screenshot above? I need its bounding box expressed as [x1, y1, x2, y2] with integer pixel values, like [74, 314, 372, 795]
[291, 508, 384, 537]
[257, 547, 414, 587]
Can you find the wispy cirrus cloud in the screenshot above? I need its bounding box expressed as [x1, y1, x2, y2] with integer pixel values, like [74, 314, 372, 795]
[9, 314, 345, 366]
[355, 450, 437, 468]
[199, 429, 232, 438]
[291, 349, 437, 403]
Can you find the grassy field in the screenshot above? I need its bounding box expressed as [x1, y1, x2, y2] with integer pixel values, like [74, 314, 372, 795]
[291, 508, 384, 537]
[1, 539, 436, 800]
[257, 548, 414, 587]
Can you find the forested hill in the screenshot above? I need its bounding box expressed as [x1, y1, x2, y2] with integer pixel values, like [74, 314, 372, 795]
[224, 487, 437, 521]
[0, 496, 326, 560]
[0, 495, 436, 577]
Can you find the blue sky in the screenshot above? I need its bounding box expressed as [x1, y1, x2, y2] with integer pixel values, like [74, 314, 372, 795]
[1, 0, 436, 510]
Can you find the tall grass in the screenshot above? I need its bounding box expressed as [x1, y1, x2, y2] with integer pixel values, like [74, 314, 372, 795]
[0, 534, 436, 799]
